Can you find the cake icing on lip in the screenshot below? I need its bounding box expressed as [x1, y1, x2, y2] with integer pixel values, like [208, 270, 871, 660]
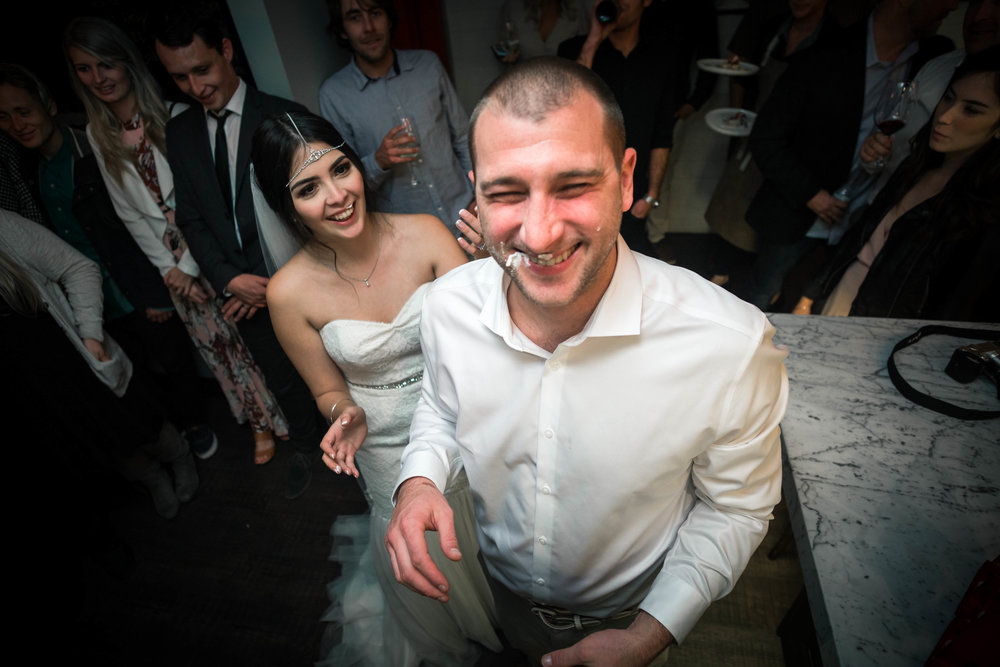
[505, 246, 576, 269]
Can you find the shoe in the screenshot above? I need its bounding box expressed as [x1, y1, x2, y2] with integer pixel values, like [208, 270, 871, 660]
[141, 467, 179, 519]
[171, 451, 199, 502]
[184, 426, 218, 460]
[284, 452, 312, 500]
[254, 430, 276, 465]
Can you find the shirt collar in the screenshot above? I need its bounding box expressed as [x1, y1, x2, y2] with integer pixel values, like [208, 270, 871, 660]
[205, 78, 247, 119]
[866, 14, 918, 70]
[347, 49, 408, 90]
[479, 235, 643, 354]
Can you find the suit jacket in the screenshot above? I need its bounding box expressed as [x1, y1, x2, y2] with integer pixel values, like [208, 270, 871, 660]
[746, 20, 951, 244]
[165, 86, 306, 294]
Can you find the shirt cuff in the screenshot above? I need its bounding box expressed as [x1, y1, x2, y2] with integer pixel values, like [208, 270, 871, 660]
[639, 574, 712, 644]
[393, 448, 452, 505]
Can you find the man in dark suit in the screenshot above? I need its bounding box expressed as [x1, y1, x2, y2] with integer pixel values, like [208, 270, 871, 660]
[739, 0, 956, 311]
[154, 9, 320, 498]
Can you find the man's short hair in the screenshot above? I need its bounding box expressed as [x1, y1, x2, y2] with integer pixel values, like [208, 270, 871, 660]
[152, 4, 228, 52]
[469, 56, 626, 169]
[0, 63, 52, 109]
[325, 0, 398, 50]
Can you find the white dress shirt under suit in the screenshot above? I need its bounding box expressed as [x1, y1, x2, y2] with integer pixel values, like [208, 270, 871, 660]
[396, 236, 789, 642]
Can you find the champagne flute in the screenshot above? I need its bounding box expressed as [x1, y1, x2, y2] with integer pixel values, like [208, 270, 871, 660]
[399, 116, 421, 187]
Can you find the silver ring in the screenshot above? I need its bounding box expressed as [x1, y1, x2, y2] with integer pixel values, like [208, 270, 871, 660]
[477, 241, 487, 251]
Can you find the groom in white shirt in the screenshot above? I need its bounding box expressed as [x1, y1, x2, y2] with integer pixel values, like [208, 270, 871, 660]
[386, 57, 788, 667]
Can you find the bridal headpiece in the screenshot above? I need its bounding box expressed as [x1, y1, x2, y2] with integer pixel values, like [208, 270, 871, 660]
[286, 112, 345, 187]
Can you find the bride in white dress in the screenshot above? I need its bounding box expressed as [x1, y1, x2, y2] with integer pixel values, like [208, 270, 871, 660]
[250, 111, 499, 665]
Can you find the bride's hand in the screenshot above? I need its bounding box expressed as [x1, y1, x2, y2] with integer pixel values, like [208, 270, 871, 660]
[321, 404, 367, 478]
[456, 203, 491, 260]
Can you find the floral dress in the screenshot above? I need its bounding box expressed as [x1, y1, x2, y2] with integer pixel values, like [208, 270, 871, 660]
[123, 114, 287, 437]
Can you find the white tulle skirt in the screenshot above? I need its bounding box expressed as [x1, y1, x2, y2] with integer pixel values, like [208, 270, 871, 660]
[317, 479, 500, 667]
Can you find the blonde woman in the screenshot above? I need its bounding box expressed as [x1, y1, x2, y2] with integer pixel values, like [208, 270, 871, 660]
[63, 16, 287, 463]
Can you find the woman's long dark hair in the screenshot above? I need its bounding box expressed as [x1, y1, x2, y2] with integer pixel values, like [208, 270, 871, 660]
[894, 46, 1000, 233]
[251, 111, 382, 245]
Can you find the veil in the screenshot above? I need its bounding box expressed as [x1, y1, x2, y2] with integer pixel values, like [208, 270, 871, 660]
[250, 163, 302, 276]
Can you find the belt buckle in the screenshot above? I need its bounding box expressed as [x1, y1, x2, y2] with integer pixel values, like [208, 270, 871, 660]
[530, 604, 595, 631]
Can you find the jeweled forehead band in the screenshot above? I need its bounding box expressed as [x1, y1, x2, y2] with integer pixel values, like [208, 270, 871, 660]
[286, 113, 346, 187]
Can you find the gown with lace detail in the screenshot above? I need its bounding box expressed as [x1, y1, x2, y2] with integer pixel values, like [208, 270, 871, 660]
[316, 283, 500, 666]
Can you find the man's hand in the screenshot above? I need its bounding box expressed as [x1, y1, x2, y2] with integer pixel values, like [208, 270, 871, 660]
[674, 103, 696, 120]
[805, 189, 847, 225]
[792, 296, 814, 315]
[385, 477, 459, 602]
[859, 131, 893, 166]
[225, 273, 269, 308]
[542, 611, 674, 667]
[576, 0, 616, 68]
[221, 296, 259, 323]
[630, 197, 652, 220]
[374, 124, 420, 170]
[145, 307, 174, 323]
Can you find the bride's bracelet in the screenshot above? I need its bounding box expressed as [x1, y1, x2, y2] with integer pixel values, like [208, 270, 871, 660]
[329, 397, 355, 424]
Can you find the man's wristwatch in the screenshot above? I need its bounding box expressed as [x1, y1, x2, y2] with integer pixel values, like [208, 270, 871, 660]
[643, 194, 660, 209]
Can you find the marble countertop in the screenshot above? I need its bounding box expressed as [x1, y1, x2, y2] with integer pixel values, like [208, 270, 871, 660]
[770, 315, 999, 667]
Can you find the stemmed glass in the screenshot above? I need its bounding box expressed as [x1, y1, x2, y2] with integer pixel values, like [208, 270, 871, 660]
[871, 80, 918, 168]
[491, 21, 519, 60]
[834, 79, 919, 202]
[399, 116, 421, 187]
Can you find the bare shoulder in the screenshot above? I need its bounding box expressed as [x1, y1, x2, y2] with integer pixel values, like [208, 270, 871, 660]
[266, 251, 314, 308]
[384, 213, 465, 273]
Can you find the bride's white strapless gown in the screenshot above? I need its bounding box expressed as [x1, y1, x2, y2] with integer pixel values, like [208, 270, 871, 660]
[316, 283, 500, 666]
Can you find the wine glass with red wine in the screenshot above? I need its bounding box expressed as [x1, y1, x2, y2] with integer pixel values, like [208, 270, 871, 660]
[872, 80, 918, 167]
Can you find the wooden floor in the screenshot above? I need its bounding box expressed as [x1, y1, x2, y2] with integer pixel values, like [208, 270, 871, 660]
[69, 235, 803, 666]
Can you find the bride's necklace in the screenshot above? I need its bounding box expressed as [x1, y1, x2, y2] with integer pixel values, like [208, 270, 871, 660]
[337, 229, 382, 288]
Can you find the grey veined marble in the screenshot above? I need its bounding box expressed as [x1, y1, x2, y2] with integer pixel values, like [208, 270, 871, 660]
[771, 315, 999, 667]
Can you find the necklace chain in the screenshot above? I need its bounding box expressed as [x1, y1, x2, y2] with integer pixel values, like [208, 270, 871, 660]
[337, 229, 382, 287]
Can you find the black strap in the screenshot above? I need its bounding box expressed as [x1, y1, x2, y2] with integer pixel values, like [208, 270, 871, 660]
[887, 325, 1000, 420]
[212, 110, 233, 219]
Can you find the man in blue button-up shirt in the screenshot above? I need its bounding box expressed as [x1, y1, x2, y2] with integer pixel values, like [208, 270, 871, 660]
[319, 0, 474, 236]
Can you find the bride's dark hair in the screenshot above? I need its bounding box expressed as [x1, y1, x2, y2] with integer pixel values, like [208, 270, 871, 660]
[252, 111, 382, 244]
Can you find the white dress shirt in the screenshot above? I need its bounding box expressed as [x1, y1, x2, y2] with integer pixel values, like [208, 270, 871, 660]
[397, 236, 789, 642]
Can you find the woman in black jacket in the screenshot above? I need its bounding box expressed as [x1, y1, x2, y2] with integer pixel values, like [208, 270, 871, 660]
[794, 47, 1000, 323]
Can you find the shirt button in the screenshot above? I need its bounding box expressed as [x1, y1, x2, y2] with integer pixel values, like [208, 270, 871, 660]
[535, 578, 545, 586]
[538, 536, 548, 545]
[549, 360, 561, 370]
[427, 181, 432, 187]
[543, 428, 554, 439]
[541, 485, 551, 495]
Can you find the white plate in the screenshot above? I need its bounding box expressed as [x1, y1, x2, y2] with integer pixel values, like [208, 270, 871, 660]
[705, 108, 757, 137]
[697, 58, 760, 76]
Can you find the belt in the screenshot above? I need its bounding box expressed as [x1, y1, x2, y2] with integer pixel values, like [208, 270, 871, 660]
[528, 601, 640, 631]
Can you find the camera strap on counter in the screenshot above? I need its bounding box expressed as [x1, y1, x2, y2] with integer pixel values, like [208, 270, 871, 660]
[887, 325, 1000, 420]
